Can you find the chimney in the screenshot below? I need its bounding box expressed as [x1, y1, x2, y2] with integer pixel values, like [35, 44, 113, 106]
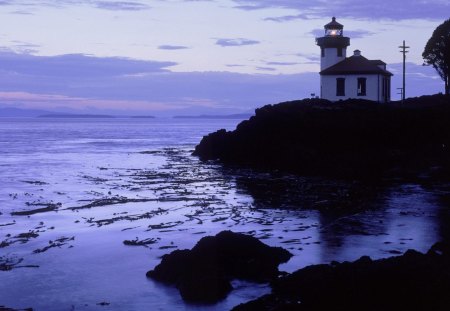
[353, 49, 361, 56]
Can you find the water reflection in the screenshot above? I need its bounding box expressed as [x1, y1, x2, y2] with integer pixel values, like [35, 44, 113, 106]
[2, 142, 450, 310]
[234, 172, 385, 211]
[231, 170, 448, 266]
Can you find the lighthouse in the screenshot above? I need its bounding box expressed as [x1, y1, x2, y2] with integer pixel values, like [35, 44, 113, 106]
[316, 17, 350, 71]
[316, 17, 393, 103]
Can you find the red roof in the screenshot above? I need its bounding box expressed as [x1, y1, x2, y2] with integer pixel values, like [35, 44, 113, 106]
[320, 55, 393, 76]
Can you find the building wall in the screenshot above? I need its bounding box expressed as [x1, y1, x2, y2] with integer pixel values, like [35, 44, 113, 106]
[321, 74, 390, 103]
[321, 47, 347, 70]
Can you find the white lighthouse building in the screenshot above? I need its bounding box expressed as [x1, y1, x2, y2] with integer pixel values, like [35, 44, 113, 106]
[316, 17, 392, 103]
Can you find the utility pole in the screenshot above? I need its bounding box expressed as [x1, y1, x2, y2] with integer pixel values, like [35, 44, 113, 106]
[397, 87, 403, 100]
[399, 40, 410, 103]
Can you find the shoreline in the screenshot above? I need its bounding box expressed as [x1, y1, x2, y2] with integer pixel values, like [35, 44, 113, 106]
[194, 94, 450, 180]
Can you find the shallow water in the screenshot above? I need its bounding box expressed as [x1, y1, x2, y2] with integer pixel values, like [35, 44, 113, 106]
[1, 118, 449, 310]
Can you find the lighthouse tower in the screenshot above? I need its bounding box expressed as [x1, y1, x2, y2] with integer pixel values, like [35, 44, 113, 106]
[316, 17, 350, 70]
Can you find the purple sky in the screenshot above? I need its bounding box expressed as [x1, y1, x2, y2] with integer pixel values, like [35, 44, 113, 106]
[0, 0, 447, 115]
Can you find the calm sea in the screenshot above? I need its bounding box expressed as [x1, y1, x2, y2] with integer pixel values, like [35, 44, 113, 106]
[0, 117, 449, 310]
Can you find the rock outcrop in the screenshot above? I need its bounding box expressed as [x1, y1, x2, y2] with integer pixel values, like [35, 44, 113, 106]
[233, 241, 450, 311]
[146, 230, 292, 303]
[194, 94, 450, 179]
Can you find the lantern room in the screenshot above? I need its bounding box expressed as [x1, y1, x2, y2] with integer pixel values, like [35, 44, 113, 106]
[316, 17, 350, 70]
[325, 17, 344, 36]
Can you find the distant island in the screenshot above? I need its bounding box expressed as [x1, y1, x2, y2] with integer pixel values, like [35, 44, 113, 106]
[0, 107, 53, 117]
[38, 114, 115, 118]
[174, 113, 253, 119]
[194, 94, 450, 180]
[0, 108, 156, 119]
[129, 115, 155, 119]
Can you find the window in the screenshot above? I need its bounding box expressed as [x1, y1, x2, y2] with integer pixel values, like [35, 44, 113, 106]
[326, 29, 342, 36]
[337, 48, 342, 57]
[382, 77, 390, 102]
[321, 48, 325, 57]
[336, 78, 345, 96]
[357, 78, 366, 96]
[387, 78, 390, 101]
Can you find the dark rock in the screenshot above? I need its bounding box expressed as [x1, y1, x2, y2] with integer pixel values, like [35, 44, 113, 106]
[11, 203, 60, 216]
[233, 241, 450, 311]
[194, 94, 450, 180]
[147, 230, 292, 303]
[96, 302, 110, 306]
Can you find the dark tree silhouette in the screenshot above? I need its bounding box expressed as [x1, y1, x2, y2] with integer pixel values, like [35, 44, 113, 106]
[423, 18, 450, 95]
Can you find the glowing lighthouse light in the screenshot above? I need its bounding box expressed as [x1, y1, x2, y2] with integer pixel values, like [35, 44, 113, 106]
[328, 29, 340, 36]
[325, 17, 343, 36]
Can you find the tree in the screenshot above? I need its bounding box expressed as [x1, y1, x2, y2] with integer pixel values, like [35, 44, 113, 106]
[423, 18, 450, 95]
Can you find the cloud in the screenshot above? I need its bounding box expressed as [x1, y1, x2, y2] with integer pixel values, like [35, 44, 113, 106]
[0, 51, 443, 115]
[226, 64, 246, 67]
[344, 30, 376, 39]
[232, 3, 267, 10]
[0, 91, 180, 111]
[0, 52, 176, 78]
[93, 1, 149, 11]
[0, 51, 319, 115]
[296, 53, 320, 64]
[266, 61, 299, 66]
[158, 45, 189, 50]
[232, 0, 450, 20]
[2, 0, 448, 19]
[5, 41, 41, 54]
[0, 0, 150, 11]
[264, 14, 310, 23]
[389, 62, 443, 98]
[10, 10, 34, 15]
[215, 38, 260, 47]
[256, 66, 276, 72]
